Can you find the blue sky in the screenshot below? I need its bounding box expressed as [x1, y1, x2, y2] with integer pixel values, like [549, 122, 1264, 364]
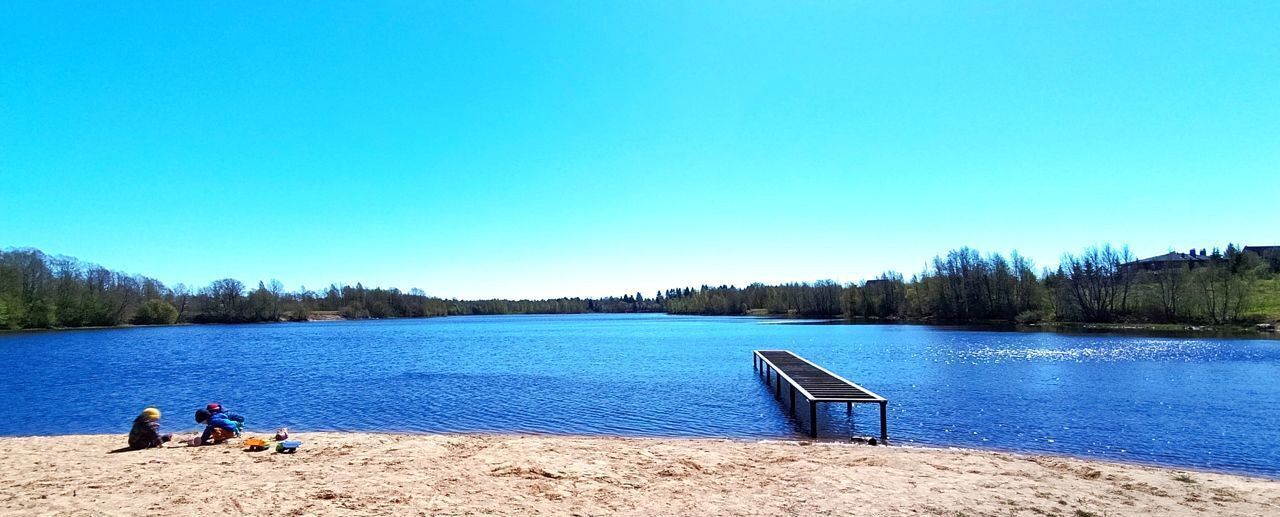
[2, 2, 1277, 299]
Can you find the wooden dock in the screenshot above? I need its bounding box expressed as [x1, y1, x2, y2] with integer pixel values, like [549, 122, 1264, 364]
[753, 350, 888, 442]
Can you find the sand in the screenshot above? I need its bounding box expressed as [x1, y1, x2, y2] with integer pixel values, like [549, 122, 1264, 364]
[1, 433, 1277, 516]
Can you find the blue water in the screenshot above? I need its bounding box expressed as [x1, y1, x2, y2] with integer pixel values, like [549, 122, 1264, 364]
[1, 314, 1278, 477]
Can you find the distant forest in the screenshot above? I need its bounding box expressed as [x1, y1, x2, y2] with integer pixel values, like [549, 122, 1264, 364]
[1, 244, 1277, 331]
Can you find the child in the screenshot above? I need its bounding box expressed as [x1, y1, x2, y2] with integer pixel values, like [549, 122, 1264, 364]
[127, 407, 173, 450]
[194, 406, 244, 445]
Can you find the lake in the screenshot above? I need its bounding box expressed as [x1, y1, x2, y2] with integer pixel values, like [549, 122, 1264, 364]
[2, 314, 1278, 477]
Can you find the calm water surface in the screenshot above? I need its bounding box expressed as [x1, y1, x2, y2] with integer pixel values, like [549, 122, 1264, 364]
[2, 314, 1278, 476]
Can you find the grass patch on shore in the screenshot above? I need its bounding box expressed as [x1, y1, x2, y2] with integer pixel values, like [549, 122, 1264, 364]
[1245, 277, 1280, 321]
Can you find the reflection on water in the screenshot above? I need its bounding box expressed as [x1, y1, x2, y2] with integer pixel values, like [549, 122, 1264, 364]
[1, 314, 1277, 477]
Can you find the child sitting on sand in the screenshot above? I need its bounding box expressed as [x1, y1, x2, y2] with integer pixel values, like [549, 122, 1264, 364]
[194, 405, 244, 445]
[127, 407, 173, 450]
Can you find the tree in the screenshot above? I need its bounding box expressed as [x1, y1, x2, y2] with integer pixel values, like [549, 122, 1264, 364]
[171, 283, 191, 321]
[202, 278, 245, 322]
[132, 299, 179, 325]
[268, 279, 285, 320]
[1192, 264, 1252, 324]
[1146, 266, 1189, 322]
[247, 281, 278, 321]
[25, 298, 56, 328]
[0, 296, 22, 330]
[1060, 245, 1130, 322]
[1010, 252, 1045, 321]
[850, 273, 906, 319]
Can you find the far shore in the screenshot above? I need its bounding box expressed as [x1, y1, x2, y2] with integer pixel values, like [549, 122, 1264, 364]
[2, 432, 1276, 516]
[4, 312, 1277, 340]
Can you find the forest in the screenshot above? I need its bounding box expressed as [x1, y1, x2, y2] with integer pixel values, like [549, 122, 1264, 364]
[0, 248, 665, 329]
[1, 244, 1277, 331]
[666, 245, 1279, 325]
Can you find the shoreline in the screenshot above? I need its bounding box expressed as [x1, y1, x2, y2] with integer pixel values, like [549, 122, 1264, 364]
[3, 433, 1277, 516]
[3, 312, 1277, 340]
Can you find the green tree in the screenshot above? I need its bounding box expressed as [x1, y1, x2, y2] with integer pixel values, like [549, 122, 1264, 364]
[25, 298, 56, 328]
[132, 299, 179, 325]
[0, 296, 20, 330]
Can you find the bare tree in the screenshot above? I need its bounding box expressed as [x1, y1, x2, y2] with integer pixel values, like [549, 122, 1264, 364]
[268, 279, 285, 320]
[171, 283, 191, 321]
[1193, 265, 1251, 324]
[1061, 244, 1130, 322]
[1145, 266, 1188, 322]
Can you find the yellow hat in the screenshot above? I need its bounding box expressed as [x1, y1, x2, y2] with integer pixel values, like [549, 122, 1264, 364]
[140, 407, 161, 420]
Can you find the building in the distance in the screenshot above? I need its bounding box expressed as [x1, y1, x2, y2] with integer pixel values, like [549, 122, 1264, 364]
[1243, 245, 1280, 257]
[1122, 249, 1211, 272]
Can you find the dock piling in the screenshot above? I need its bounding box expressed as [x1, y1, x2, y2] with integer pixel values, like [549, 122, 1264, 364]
[879, 401, 888, 444]
[809, 401, 818, 438]
[789, 385, 796, 415]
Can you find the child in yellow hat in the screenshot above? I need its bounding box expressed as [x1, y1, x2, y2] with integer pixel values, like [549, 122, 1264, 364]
[127, 407, 173, 450]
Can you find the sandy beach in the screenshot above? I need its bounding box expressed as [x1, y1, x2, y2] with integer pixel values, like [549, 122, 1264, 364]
[1, 433, 1277, 516]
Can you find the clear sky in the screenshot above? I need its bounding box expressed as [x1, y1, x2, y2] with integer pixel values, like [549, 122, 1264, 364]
[2, 2, 1278, 299]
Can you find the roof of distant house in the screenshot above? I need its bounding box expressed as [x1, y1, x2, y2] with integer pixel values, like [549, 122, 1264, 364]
[1243, 245, 1280, 254]
[1129, 252, 1210, 265]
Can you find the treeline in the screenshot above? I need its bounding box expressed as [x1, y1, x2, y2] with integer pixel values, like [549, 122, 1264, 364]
[448, 293, 663, 316]
[2, 244, 1277, 331]
[0, 248, 662, 330]
[664, 282, 845, 316]
[185, 279, 453, 323]
[665, 244, 1279, 325]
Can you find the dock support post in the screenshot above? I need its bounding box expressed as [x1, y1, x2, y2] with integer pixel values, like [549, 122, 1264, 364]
[879, 401, 888, 445]
[809, 401, 818, 438]
[789, 386, 795, 414]
[775, 374, 781, 397]
[753, 354, 757, 370]
[847, 402, 852, 414]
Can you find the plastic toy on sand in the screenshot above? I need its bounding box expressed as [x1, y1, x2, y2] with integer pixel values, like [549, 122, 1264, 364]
[276, 440, 302, 454]
[244, 438, 269, 452]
